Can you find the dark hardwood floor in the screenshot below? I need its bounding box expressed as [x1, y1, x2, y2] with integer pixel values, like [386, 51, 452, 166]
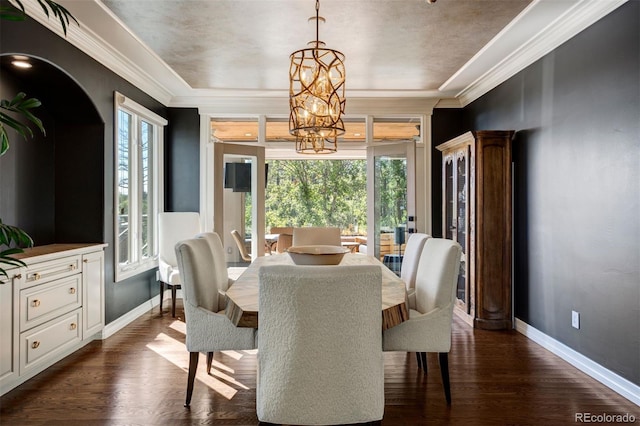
[1, 302, 637, 425]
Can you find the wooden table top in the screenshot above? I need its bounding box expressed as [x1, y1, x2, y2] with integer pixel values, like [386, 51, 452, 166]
[225, 253, 408, 330]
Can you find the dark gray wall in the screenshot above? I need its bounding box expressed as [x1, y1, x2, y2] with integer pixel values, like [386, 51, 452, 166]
[0, 13, 167, 323]
[0, 57, 103, 244]
[461, 1, 639, 384]
[0, 65, 56, 244]
[166, 108, 200, 212]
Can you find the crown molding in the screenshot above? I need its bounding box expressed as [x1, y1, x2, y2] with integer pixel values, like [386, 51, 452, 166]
[22, 0, 176, 105]
[434, 98, 463, 109]
[19, 0, 628, 110]
[453, 0, 629, 107]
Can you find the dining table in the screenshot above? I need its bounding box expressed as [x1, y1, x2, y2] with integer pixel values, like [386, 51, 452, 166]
[225, 252, 409, 330]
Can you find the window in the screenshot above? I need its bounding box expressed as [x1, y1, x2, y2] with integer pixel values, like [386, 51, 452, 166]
[114, 92, 167, 281]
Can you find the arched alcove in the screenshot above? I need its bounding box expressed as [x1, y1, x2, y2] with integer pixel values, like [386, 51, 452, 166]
[0, 54, 104, 244]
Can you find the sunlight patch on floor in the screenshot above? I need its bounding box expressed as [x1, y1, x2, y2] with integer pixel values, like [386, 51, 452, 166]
[210, 368, 250, 390]
[210, 357, 235, 374]
[169, 320, 186, 335]
[146, 332, 253, 400]
[220, 350, 246, 361]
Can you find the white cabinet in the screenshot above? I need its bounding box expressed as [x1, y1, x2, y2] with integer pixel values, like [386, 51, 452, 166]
[0, 269, 21, 390]
[0, 243, 106, 395]
[82, 250, 105, 338]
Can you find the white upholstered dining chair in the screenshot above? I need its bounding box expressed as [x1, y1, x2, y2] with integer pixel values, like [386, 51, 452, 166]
[292, 226, 341, 246]
[382, 238, 462, 405]
[257, 264, 384, 425]
[174, 237, 257, 408]
[158, 212, 201, 317]
[400, 232, 430, 291]
[195, 232, 234, 296]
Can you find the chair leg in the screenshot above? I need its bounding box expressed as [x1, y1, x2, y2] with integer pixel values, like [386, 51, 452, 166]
[171, 285, 178, 317]
[439, 352, 451, 405]
[185, 352, 199, 408]
[415, 352, 422, 369]
[421, 352, 428, 374]
[206, 352, 214, 374]
[159, 281, 165, 315]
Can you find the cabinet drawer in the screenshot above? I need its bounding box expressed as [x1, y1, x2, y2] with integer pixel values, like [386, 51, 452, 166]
[20, 276, 82, 331]
[20, 309, 82, 375]
[24, 255, 81, 288]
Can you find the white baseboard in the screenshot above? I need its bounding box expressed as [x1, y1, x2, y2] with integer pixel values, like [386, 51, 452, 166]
[101, 296, 158, 339]
[515, 318, 640, 406]
[101, 289, 183, 339]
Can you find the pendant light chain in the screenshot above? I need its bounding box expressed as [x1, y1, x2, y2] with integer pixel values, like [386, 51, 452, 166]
[315, 0, 320, 46]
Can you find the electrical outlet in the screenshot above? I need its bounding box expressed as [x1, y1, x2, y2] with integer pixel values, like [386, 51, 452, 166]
[572, 310, 580, 329]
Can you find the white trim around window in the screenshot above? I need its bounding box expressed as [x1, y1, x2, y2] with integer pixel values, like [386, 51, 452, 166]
[114, 92, 167, 282]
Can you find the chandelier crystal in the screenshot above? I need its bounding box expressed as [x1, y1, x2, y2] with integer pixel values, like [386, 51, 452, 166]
[289, 0, 345, 154]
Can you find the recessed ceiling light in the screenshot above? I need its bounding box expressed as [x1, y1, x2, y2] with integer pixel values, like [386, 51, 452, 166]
[12, 60, 32, 69]
[354, 133, 362, 137]
[245, 133, 252, 137]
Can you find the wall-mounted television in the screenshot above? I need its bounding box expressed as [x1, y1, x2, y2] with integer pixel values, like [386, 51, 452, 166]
[224, 162, 268, 192]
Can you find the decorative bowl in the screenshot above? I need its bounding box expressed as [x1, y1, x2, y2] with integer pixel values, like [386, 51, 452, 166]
[286, 245, 350, 265]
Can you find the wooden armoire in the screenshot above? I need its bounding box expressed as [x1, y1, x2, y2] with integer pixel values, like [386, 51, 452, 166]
[436, 130, 513, 330]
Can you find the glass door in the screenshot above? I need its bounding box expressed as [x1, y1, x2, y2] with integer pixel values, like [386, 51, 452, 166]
[366, 142, 416, 274]
[443, 147, 470, 309]
[212, 141, 265, 264]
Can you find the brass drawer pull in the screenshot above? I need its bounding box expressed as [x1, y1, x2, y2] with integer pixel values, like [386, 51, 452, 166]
[69, 287, 76, 294]
[70, 264, 77, 270]
[83, 259, 89, 263]
[33, 272, 41, 280]
[70, 323, 77, 330]
[2, 273, 22, 284]
[32, 299, 41, 308]
[32, 341, 40, 349]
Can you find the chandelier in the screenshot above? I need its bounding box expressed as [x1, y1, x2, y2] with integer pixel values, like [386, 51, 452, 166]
[289, 0, 345, 154]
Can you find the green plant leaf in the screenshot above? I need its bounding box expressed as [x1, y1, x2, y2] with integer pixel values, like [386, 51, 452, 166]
[4, 1, 77, 35]
[0, 218, 32, 279]
[2, 1, 24, 22]
[1, 111, 35, 137]
[35, 0, 78, 35]
[0, 92, 45, 156]
[0, 7, 26, 21]
[0, 132, 9, 155]
[8, 0, 25, 12]
[0, 251, 27, 280]
[0, 219, 34, 248]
